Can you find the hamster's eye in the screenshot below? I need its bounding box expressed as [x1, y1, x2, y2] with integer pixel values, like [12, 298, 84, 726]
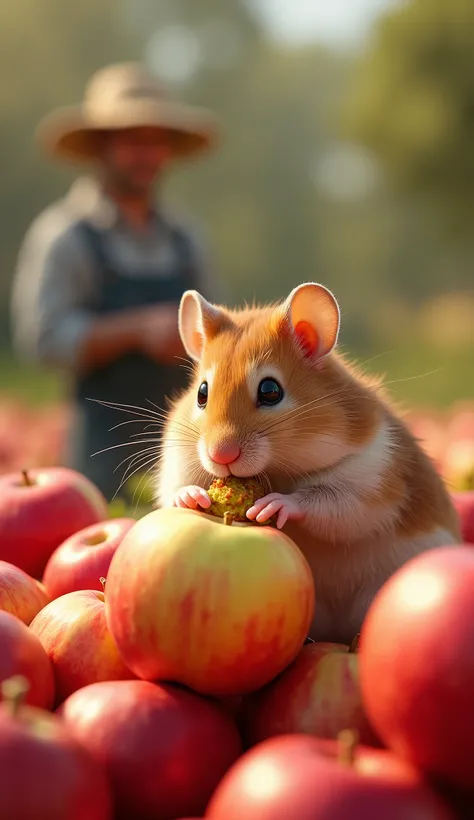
[197, 381, 208, 408]
[257, 378, 283, 406]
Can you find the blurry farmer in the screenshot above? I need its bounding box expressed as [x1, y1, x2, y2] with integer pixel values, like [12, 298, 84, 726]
[11, 63, 220, 501]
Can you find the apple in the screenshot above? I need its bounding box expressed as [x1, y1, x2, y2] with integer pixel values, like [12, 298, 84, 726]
[242, 638, 379, 748]
[451, 491, 474, 544]
[359, 545, 474, 789]
[0, 674, 112, 820]
[30, 589, 134, 705]
[206, 732, 453, 819]
[0, 559, 50, 624]
[0, 467, 108, 578]
[105, 507, 315, 696]
[59, 679, 242, 820]
[43, 518, 136, 599]
[0, 610, 54, 709]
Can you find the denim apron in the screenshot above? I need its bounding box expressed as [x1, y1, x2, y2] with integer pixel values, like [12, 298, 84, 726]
[66, 220, 196, 501]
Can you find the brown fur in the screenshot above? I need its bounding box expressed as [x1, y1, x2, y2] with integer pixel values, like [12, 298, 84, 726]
[157, 287, 461, 643]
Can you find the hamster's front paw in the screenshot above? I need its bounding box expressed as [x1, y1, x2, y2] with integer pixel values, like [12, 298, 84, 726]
[173, 485, 211, 510]
[246, 492, 305, 530]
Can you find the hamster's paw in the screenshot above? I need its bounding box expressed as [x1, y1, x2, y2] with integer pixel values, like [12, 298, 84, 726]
[173, 485, 211, 510]
[246, 492, 305, 530]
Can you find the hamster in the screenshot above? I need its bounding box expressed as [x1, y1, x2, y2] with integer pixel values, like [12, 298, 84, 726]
[156, 282, 461, 644]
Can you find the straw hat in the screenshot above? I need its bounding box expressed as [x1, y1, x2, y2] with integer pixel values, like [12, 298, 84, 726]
[36, 62, 219, 163]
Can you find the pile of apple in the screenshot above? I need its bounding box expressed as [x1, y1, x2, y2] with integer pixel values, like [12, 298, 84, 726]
[407, 401, 474, 492]
[1, 466, 474, 819]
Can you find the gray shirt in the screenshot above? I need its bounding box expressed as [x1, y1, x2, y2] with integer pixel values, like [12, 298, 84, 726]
[11, 176, 219, 370]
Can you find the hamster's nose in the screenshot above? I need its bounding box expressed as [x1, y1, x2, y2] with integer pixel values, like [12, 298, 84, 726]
[208, 442, 241, 465]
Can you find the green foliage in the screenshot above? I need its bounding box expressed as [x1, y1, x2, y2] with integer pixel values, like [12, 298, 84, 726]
[345, 0, 474, 235]
[0, 0, 472, 408]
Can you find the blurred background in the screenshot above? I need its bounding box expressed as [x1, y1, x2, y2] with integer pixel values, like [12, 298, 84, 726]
[0, 0, 473, 496]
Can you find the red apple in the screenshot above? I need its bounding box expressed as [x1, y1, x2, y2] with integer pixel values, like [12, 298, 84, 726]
[242, 639, 379, 748]
[0, 467, 108, 578]
[30, 589, 133, 704]
[0, 559, 50, 624]
[43, 518, 136, 599]
[359, 545, 474, 789]
[0, 610, 54, 709]
[59, 679, 242, 820]
[105, 507, 315, 696]
[451, 491, 474, 544]
[0, 674, 112, 820]
[206, 733, 453, 819]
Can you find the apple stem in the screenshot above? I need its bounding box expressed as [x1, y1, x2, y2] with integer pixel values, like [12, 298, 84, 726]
[223, 512, 235, 526]
[21, 469, 32, 487]
[349, 633, 360, 653]
[99, 577, 106, 593]
[337, 729, 359, 767]
[1, 675, 30, 717]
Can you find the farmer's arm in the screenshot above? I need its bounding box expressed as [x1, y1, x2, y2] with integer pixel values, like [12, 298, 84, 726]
[11, 222, 162, 374]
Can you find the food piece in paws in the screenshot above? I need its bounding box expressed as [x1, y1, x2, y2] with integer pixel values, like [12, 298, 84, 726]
[207, 477, 268, 522]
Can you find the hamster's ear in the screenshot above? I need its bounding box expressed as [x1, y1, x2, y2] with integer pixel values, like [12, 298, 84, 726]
[282, 283, 340, 358]
[178, 290, 228, 361]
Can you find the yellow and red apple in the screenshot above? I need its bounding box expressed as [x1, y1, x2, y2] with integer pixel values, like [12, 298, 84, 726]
[30, 589, 134, 705]
[105, 507, 315, 696]
[242, 639, 379, 748]
[43, 518, 135, 599]
[0, 560, 50, 624]
[0, 611, 54, 709]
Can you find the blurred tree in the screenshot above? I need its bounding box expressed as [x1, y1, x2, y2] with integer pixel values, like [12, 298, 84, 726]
[0, 0, 150, 341]
[1, 0, 471, 377]
[345, 0, 474, 246]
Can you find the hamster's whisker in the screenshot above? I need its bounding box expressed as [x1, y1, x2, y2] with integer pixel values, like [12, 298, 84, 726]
[258, 389, 358, 434]
[260, 412, 336, 436]
[271, 450, 317, 483]
[130, 458, 163, 510]
[128, 431, 196, 443]
[283, 384, 379, 419]
[260, 392, 372, 435]
[118, 456, 156, 489]
[91, 439, 169, 457]
[159, 441, 200, 449]
[145, 398, 173, 416]
[114, 451, 158, 491]
[166, 418, 201, 438]
[116, 449, 161, 485]
[108, 418, 164, 432]
[380, 370, 443, 388]
[114, 452, 159, 500]
[274, 434, 354, 456]
[91, 398, 201, 440]
[129, 422, 199, 439]
[87, 398, 166, 422]
[173, 356, 193, 364]
[113, 446, 158, 473]
[162, 458, 208, 491]
[351, 350, 394, 370]
[145, 398, 201, 428]
[253, 469, 272, 495]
